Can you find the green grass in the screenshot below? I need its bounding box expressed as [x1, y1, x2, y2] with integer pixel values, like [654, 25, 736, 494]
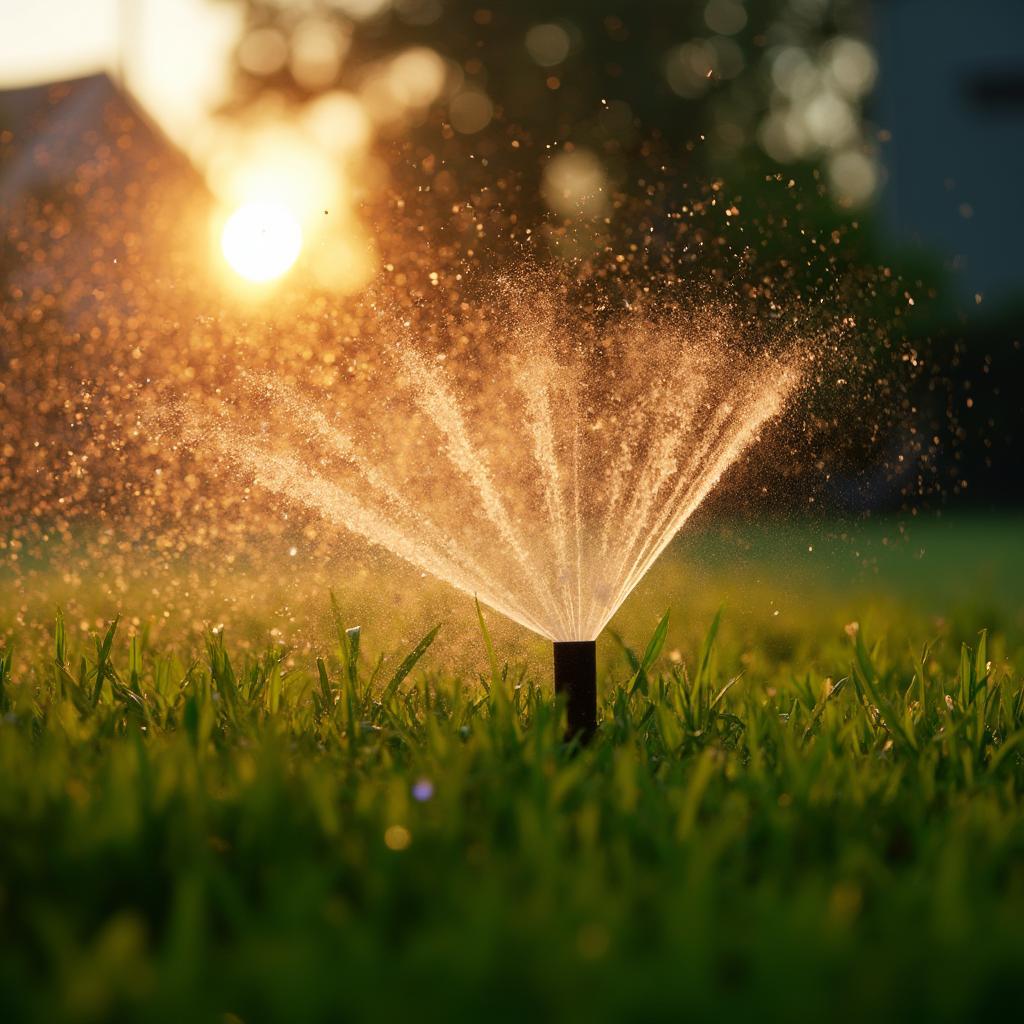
[2, 519, 1024, 1022]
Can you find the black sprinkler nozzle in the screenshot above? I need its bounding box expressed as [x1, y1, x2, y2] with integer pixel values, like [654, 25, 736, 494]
[553, 640, 597, 744]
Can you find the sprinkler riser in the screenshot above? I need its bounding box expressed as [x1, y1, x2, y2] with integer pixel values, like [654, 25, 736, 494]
[553, 640, 597, 744]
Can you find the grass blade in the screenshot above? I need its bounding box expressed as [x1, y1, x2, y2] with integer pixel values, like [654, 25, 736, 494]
[381, 624, 441, 703]
[696, 608, 722, 691]
[92, 615, 120, 706]
[628, 609, 670, 697]
[475, 597, 501, 692]
[316, 656, 333, 712]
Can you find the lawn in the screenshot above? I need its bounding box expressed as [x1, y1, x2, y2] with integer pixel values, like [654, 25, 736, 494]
[2, 515, 1024, 1022]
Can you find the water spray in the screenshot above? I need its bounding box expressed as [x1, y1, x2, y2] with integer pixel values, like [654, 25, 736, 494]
[174, 313, 801, 744]
[553, 640, 597, 743]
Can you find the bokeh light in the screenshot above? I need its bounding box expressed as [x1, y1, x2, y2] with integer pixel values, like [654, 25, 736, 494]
[704, 0, 747, 36]
[542, 149, 608, 217]
[525, 23, 572, 67]
[289, 18, 349, 91]
[237, 27, 289, 77]
[665, 41, 716, 98]
[449, 88, 493, 134]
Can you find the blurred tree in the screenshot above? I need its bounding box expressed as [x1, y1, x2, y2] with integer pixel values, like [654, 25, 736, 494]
[213, 0, 884, 218]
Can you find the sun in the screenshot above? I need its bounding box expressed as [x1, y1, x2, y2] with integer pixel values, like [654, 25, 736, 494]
[220, 201, 303, 282]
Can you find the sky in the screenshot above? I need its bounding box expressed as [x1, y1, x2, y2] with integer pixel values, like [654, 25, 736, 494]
[0, 0, 241, 151]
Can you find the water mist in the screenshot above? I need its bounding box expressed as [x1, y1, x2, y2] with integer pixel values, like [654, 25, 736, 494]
[176, 298, 804, 741]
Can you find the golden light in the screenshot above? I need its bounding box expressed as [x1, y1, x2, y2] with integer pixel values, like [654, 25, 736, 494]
[220, 201, 303, 282]
[208, 122, 377, 293]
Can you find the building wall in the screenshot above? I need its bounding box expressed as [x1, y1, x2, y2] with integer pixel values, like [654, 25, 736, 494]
[873, 0, 1024, 310]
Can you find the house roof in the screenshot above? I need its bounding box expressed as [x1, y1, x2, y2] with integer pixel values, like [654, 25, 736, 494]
[0, 72, 208, 206]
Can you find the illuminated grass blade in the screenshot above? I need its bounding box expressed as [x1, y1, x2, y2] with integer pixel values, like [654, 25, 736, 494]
[381, 624, 441, 704]
[628, 609, 670, 697]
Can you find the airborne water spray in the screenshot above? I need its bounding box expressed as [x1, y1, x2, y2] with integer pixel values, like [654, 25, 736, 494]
[173, 290, 804, 743]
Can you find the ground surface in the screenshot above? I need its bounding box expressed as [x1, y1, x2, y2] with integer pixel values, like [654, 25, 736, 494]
[2, 516, 1024, 1022]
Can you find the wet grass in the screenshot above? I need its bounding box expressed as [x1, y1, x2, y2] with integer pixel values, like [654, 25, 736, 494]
[2, 548, 1024, 1024]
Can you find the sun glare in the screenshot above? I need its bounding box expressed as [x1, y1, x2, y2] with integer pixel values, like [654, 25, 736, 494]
[221, 201, 303, 282]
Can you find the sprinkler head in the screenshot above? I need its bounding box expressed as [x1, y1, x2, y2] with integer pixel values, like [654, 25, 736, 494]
[553, 640, 597, 744]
